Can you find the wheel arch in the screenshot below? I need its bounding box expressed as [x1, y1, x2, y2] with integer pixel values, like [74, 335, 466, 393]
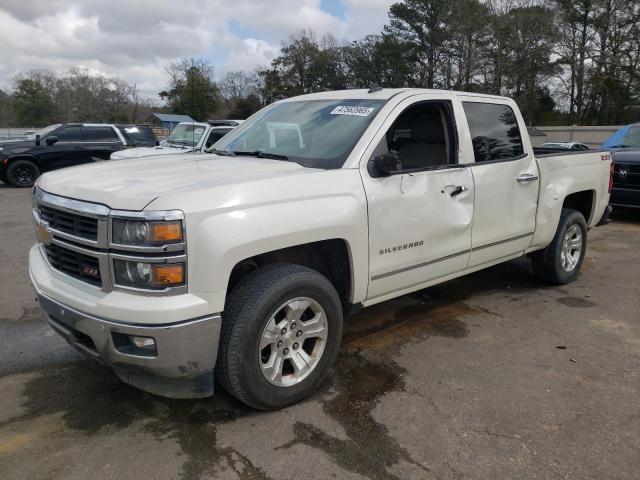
[561, 189, 595, 224]
[226, 238, 355, 311]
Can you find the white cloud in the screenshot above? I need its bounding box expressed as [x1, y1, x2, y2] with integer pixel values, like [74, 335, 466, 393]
[0, 0, 395, 99]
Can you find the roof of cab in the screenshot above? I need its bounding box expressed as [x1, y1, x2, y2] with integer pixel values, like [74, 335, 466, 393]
[282, 88, 510, 102]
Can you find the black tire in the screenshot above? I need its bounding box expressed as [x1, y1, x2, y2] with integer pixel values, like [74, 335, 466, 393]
[7, 160, 40, 188]
[216, 263, 343, 410]
[531, 208, 588, 285]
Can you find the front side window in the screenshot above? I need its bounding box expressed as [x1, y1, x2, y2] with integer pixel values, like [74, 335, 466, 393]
[463, 102, 524, 162]
[56, 126, 85, 142]
[215, 99, 385, 169]
[165, 124, 207, 147]
[205, 129, 231, 149]
[377, 101, 455, 170]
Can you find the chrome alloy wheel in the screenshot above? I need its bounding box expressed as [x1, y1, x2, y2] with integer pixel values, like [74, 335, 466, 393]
[258, 297, 328, 387]
[560, 224, 583, 272]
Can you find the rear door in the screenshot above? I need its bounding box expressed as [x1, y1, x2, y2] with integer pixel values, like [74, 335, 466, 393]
[460, 99, 539, 267]
[84, 126, 124, 161]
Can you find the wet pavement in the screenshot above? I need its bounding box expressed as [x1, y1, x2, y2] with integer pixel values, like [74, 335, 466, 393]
[1, 183, 639, 479]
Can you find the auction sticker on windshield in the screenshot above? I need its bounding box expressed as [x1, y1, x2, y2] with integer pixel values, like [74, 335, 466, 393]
[330, 106, 375, 117]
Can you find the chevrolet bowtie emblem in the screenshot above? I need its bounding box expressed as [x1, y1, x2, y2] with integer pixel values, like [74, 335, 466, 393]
[37, 223, 53, 244]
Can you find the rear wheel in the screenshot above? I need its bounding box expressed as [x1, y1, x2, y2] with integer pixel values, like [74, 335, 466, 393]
[7, 160, 40, 188]
[531, 208, 587, 285]
[216, 263, 343, 410]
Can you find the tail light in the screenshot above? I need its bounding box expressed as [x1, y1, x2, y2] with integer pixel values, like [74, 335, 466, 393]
[609, 162, 614, 193]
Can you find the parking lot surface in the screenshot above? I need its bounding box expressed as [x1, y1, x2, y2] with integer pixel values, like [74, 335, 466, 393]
[1, 183, 639, 480]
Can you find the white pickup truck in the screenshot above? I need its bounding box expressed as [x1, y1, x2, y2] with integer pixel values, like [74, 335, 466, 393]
[110, 120, 242, 160]
[29, 88, 612, 409]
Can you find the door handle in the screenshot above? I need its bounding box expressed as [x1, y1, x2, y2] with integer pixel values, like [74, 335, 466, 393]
[450, 185, 469, 197]
[74, 146, 86, 150]
[517, 173, 538, 183]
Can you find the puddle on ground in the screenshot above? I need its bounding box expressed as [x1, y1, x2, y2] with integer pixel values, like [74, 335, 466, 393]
[6, 362, 269, 480]
[281, 353, 433, 480]
[556, 296, 597, 308]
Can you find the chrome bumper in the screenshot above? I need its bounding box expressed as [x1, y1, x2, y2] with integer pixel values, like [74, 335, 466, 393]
[37, 293, 221, 398]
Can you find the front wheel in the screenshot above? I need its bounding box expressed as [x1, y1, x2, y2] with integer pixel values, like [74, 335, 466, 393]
[7, 160, 40, 187]
[216, 263, 343, 410]
[531, 208, 588, 285]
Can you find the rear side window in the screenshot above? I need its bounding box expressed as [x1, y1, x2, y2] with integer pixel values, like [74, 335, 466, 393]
[205, 128, 231, 148]
[463, 102, 524, 162]
[117, 126, 157, 145]
[85, 127, 120, 142]
[56, 126, 85, 142]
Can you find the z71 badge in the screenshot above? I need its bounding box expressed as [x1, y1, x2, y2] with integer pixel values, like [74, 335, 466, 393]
[379, 240, 424, 255]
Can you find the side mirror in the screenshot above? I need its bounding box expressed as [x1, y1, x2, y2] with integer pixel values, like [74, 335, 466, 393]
[35, 134, 41, 146]
[368, 150, 401, 178]
[45, 136, 58, 146]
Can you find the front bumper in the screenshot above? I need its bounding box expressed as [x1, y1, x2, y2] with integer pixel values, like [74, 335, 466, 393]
[29, 243, 221, 399]
[36, 292, 221, 398]
[611, 187, 640, 209]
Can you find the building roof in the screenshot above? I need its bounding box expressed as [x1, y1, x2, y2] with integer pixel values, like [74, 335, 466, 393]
[147, 113, 195, 123]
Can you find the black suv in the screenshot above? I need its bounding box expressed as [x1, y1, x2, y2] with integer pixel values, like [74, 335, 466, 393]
[0, 123, 157, 187]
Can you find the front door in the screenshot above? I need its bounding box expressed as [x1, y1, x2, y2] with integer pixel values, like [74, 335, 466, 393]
[361, 96, 475, 301]
[460, 99, 539, 267]
[48, 125, 87, 170]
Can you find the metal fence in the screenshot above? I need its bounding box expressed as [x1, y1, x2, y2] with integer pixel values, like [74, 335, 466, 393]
[0, 128, 35, 140]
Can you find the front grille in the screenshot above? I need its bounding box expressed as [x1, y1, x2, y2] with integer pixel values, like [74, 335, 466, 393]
[38, 204, 98, 240]
[44, 244, 102, 286]
[613, 163, 640, 189]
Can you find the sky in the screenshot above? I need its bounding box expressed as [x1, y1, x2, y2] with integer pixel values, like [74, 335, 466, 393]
[0, 0, 395, 99]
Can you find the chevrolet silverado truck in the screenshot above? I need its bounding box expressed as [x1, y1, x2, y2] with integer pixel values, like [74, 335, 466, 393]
[29, 89, 612, 410]
[110, 120, 242, 160]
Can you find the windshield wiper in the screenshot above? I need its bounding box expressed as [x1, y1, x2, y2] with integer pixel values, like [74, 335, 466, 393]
[233, 150, 289, 160]
[210, 148, 236, 157]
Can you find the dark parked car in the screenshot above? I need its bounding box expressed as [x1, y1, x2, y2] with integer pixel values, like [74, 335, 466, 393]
[602, 123, 640, 208]
[0, 123, 157, 187]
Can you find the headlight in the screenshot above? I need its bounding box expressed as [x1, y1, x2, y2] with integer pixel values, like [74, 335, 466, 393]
[112, 219, 183, 246]
[113, 260, 185, 289]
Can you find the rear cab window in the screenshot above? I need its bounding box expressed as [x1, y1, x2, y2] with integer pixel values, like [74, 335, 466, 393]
[462, 102, 524, 163]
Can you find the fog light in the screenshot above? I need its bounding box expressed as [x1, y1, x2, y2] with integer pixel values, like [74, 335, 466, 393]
[130, 336, 156, 350]
[112, 332, 157, 357]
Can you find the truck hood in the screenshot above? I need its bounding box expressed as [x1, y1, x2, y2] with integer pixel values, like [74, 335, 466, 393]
[111, 144, 194, 159]
[611, 148, 640, 164]
[37, 154, 315, 210]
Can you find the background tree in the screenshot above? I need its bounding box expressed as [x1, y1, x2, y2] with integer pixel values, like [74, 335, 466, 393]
[258, 31, 348, 101]
[12, 72, 57, 127]
[159, 58, 220, 121]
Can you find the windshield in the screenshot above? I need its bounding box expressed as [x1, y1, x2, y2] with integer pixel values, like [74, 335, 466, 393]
[215, 99, 386, 169]
[25, 124, 62, 140]
[164, 124, 206, 147]
[622, 126, 640, 147]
